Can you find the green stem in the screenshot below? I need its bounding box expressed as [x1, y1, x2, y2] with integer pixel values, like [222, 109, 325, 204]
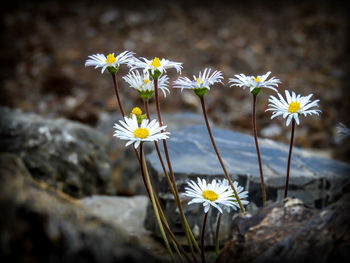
[140, 143, 175, 263]
[144, 100, 177, 197]
[138, 148, 187, 263]
[215, 213, 222, 257]
[284, 119, 295, 198]
[200, 212, 208, 263]
[110, 71, 179, 259]
[199, 96, 245, 213]
[252, 95, 266, 205]
[144, 99, 191, 262]
[154, 78, 201, 261]
[153, 191, 186, 263]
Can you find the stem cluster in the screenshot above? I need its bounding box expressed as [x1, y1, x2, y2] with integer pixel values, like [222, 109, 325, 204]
[111, 73, 200, 262]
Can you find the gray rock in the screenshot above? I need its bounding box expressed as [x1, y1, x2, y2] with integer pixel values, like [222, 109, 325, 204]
[145, 124, 350, 245]
[217, 186, 350, 263]
[0, 167, 161, 263]
[260, 123, 282, 138]
[80, 195, 171, 261]
[96, 111, 211, 195]
[0, 107, 116, 198]
[0, 152, 31, 178]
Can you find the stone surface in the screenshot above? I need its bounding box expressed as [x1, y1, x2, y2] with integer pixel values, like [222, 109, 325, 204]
[0, 167, 161, 263]
[96, 111, 212, 196]
[217, 186, 350, 263]
[0, 152, 32, 178]
[145, 124, 350, 245]
[0, 107, 116, 198]
[148, 125, 350, 207]
[79, 195, 170, 261]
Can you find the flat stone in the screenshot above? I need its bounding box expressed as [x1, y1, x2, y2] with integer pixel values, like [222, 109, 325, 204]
[148, 125, 350, 207]
[79, 195, 170, 260]
[96, 111, 212, 195]
[145, 124, 350, 246]
[80, 195, 150, 239]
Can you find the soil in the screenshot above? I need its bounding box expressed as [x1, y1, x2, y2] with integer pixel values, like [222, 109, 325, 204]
[1, 0, 349, 161]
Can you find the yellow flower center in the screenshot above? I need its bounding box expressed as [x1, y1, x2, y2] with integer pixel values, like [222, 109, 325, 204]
[134, 128, 149, 139]
[197, 77, 203, 84]
[253, 76, 261, 84]
[144, 79, 150, 84]
[288, 101, 301, 113]
[202, 190, 219, 201]
[130, 107, 142, 117]
[106, 54, 116, 65]
[151, 57, 161, 68]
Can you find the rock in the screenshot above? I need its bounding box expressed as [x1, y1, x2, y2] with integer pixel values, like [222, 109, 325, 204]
[0, 152, 31, 178]
[0, 166, 161, 263]
[145, 124, 350, 245]
[80, 195, 171, 261]
[96, 111, 211, 196]
[0, 107, 116, 198]
[260, 123, 282, 138]
[217, 186, 350, 263]
[148, 125, 350, 206]
[216, 198, 315, 262]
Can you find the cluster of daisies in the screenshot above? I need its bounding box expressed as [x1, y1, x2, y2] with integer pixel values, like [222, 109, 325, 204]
[85, 51, 321, 130]
[85, 50, 321, 213]
[85, 50, 325, 262]
[85, 51, 249, 214]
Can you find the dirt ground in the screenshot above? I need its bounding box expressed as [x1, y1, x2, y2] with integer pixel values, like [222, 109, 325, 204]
[1, 0, 349, 161]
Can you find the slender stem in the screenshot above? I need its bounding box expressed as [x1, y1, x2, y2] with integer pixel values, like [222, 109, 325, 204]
[154, 78, 163, 126]
[252, 95, 267, 205]
[144, 99, 190, 263]
[154, 78, 201, 260]
[200, 212, 208, 263]
[134, 148, 141, 163]
[199, 96, 245, 213]
[109, 73, 178, 259]
[138, 150, 186, 263]
[109, 74, 141, 163]
[111, 74, 125, 117]
[140, 143, 175, 263]
[142, 166, 189, 262]
[144, 99, 151, 119]
[215, 213, 222, 257]
[187, 226, 201, 254]
[285, 119, 295, 198]
[144, 100, 176, 196]
[154, 193, 188, 263]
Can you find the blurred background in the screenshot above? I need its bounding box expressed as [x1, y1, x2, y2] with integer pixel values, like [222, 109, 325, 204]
[1, 0, 349, 161]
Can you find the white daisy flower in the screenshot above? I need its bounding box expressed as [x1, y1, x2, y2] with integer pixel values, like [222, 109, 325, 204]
[129, 57, 182, 78]
[266, 90, 321, 126]
[123, 71, 170, 98]
[85, 50, 135, 74]
[229, 71, 281, 94]
[184, 178, 236, 213]
[219, 179, 249, 212]
[335, 122, 350, 144]
[113, 115, 170, 149]
[173, 68, 223, 96]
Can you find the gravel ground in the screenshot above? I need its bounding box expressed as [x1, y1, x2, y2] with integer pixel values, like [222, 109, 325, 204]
[1, 0, 349, 161]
